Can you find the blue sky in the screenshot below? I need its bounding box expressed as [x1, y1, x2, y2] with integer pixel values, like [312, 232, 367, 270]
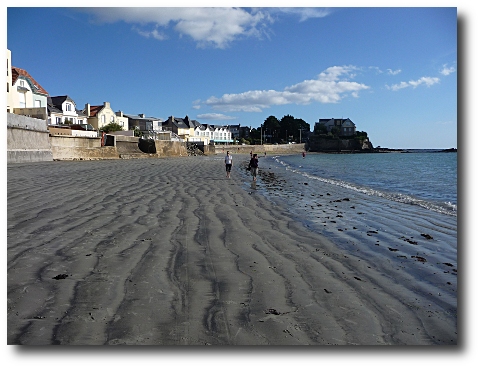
[6, 4, 458, 148]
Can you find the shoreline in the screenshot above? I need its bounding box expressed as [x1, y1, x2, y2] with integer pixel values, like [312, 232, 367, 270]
[7, 156, 456, 345]
[241, 153, 457, 317]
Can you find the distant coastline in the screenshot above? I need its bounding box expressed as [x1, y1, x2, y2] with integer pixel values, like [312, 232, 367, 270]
[374, 147, 457, 153]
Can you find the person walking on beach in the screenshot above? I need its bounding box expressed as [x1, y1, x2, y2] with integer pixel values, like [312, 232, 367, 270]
[225, 151, 233, 178]
[248, 153, 259, 181]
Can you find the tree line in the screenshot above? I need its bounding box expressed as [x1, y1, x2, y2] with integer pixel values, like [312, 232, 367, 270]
[240, 114, 310, 145]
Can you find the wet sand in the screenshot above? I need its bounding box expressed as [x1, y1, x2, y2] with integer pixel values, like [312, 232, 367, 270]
[7, 155, 457, 345]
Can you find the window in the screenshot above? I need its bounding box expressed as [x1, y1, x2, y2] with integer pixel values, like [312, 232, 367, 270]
[34, 100, 41, 107]
[110, 115, 114, 122]
[65, 103, 71, 111]
[20, 80, 25, 87]
[101, 115, 105, 123]
[19, 92, 26, 108]
[56, 117, 61, 124]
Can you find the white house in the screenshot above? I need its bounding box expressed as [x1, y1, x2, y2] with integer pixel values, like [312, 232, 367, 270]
[191, 123, 212, 145]
[48, 95, 84, 125]
[210, 124, 233, 144]
[7, 50, 49, 120]
[83, 102, 119, 131]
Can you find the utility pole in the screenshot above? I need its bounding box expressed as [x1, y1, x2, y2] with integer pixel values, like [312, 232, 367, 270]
[298, 129, 302, 144]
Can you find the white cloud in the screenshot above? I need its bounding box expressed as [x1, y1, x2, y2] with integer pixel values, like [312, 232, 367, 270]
[387, 68, 402, 75]
[204, 65, 370, 112]
[272, 7, 332, 22]
[79, 7, 332, 48]
[440, 64, 456, 76]
[80, 7, 272, 48]
[369, 66, 383, 74]
[133, 26, 167, 40]
[387, 76, 440, 91]
[197, 113, 237, 120]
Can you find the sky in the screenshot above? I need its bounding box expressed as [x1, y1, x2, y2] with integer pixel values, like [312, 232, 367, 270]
[6, 3, 459, 149]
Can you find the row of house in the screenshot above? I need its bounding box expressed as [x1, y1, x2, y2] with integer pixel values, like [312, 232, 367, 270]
[7, 49, 358, 145]
[6, 49, 235, 145]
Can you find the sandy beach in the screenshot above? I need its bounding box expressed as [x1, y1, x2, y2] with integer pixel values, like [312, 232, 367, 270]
[7, 155, 457, 345]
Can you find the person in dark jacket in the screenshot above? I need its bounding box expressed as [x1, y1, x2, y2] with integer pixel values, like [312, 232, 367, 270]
[248, 153, 259, 181]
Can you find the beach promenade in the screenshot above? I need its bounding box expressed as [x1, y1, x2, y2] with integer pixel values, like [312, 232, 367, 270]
[7, 156, 456, 345]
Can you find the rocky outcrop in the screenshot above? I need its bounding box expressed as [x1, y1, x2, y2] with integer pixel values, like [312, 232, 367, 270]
[306, 136, 374, 153]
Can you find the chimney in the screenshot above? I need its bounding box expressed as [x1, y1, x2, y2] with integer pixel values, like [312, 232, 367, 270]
[84, 103, 90, 117]
[104, 102, 110, 109]
[139, 113, 145, 118]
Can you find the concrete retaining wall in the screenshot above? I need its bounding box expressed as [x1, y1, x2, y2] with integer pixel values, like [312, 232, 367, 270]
[51, 135, 188, 160]
[115, 135, 144, 156]
[50, 135, 120, 160]
[7, 115, 229, 162]
[154, 140, 189, 157]
[203, 145, 216, 155]
[7, 112, 53, 163]
[214, 143, 306, 155]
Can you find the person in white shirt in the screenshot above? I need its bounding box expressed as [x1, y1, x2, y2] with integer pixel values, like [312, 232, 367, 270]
[224, 151, 233, 178]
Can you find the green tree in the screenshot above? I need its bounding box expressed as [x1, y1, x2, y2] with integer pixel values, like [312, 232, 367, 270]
[133, 127, 142, 137]
[263, 115, 281, 143]
[314, 123, 328, 135]
[280, 115, 309, 142]
[249, 127, 261, 144]
[356, 130, 368, 139]
[330, 126, 339, 137]
[100, 122, 124, 133]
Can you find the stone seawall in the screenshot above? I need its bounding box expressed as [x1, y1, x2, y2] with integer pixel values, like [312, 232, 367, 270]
[50, 135, 120, 160]
[154, 140, 188, 157]
[214, 143, 306, 155]
[115, 136, 144, 158]
[7, 113, 53, 163]
[7, 116, 310, 163]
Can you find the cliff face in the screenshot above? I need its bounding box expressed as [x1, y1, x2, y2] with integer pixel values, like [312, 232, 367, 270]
[307, 136, 374, 152]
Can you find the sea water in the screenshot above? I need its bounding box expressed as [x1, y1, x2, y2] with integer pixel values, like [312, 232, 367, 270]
[239, 151, 457, 312]
[271, 151, 457, 216]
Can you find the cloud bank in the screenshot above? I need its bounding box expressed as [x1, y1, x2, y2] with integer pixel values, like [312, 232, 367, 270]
[203, 66, 370, 112]
[386, 76, 441, 91]
[80, 7, 330, 48]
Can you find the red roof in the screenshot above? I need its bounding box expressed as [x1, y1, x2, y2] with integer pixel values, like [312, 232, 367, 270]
[88, 105, 103, 117]
[11, 66, 48, 95]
